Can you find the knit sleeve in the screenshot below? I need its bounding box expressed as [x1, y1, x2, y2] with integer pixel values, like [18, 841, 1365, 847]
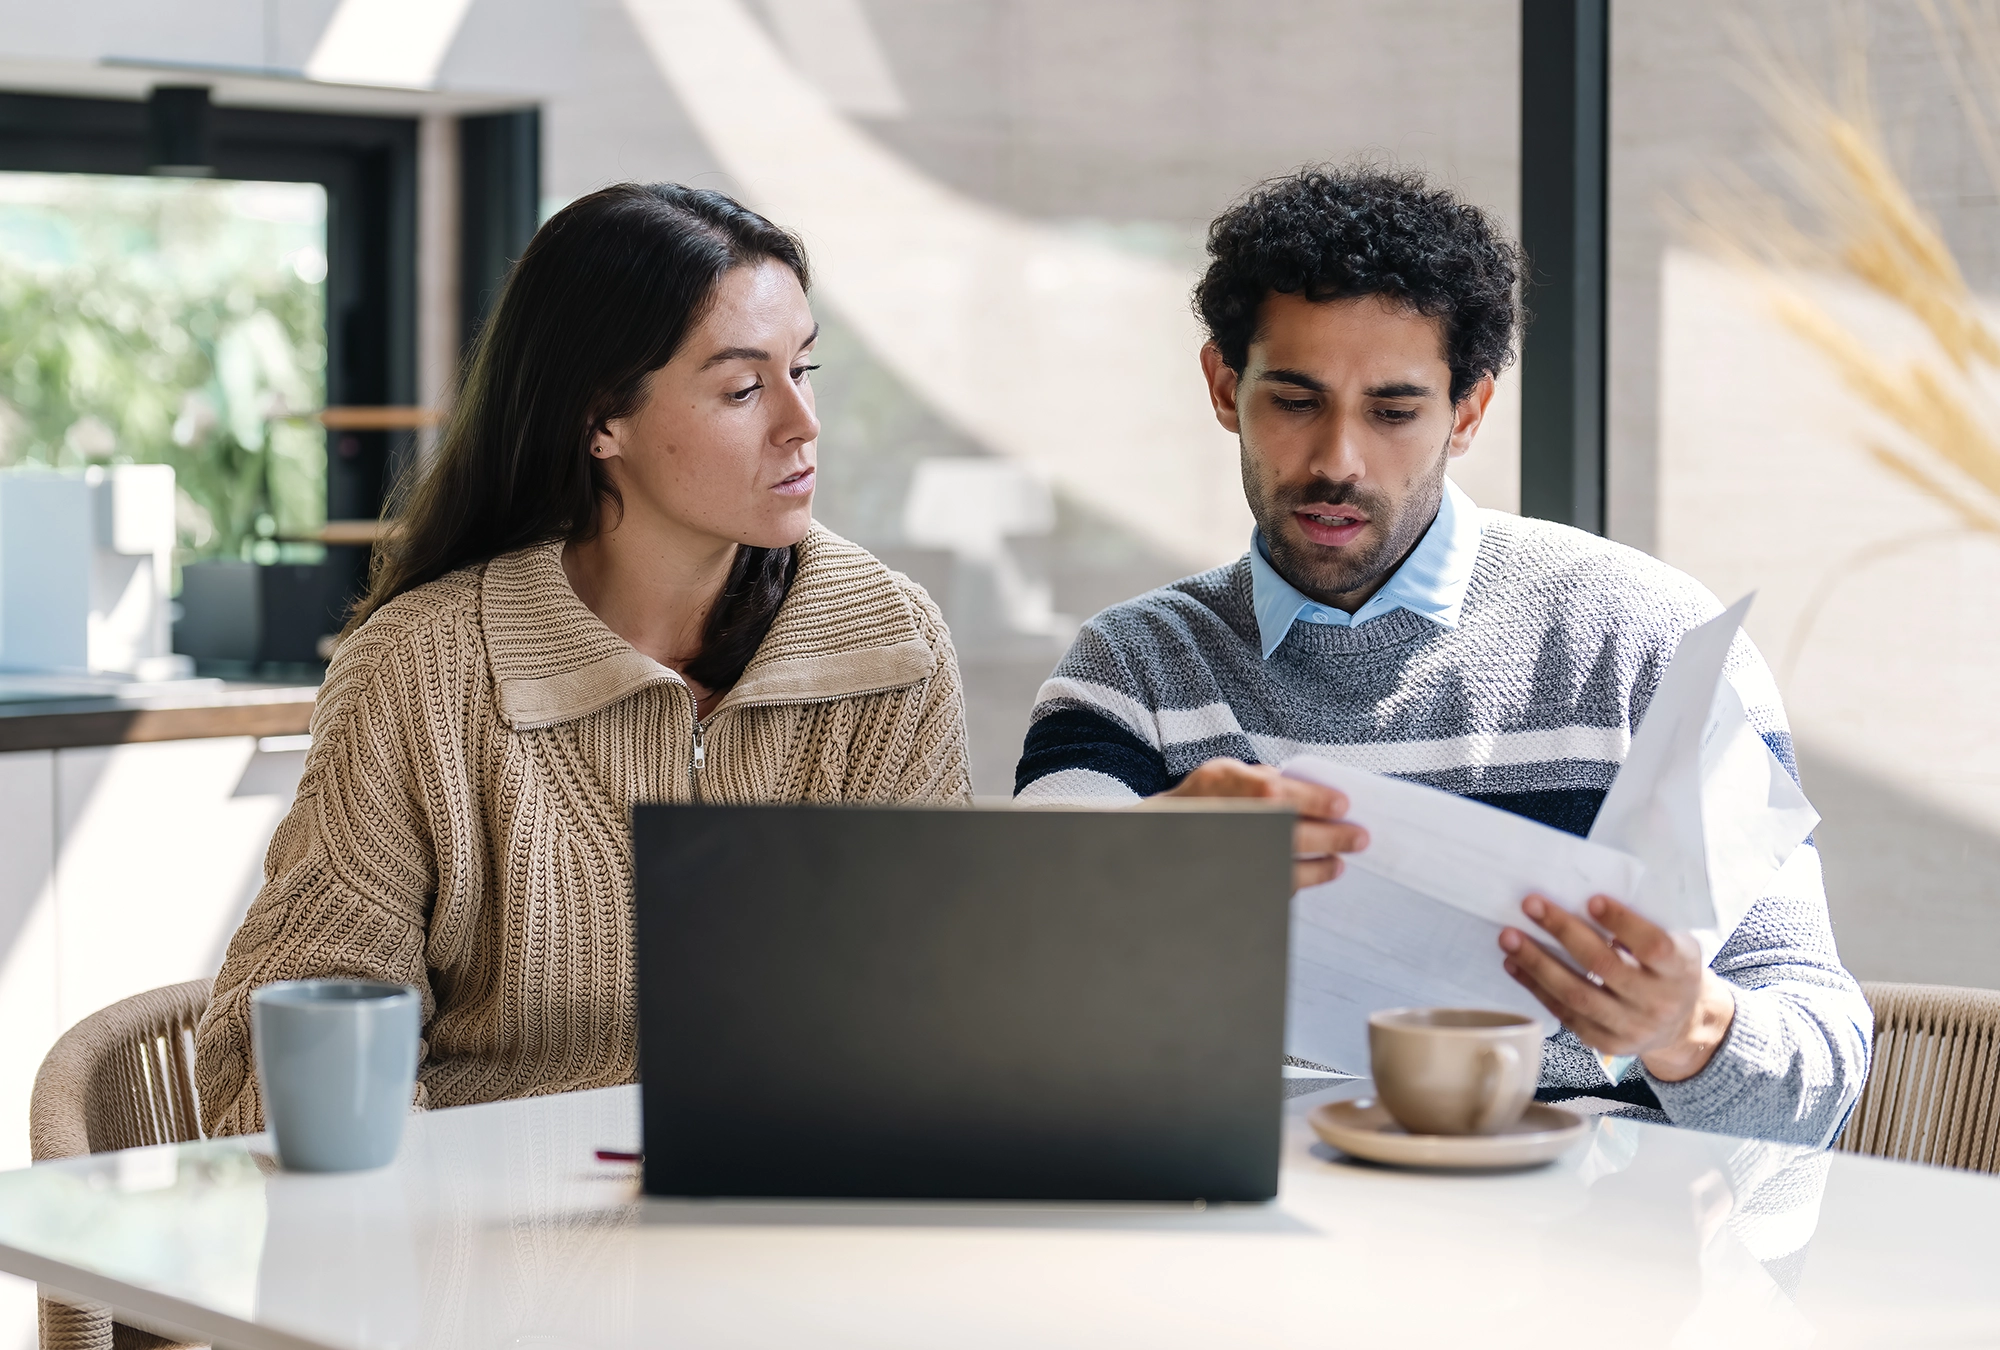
[194, 622, 446, 1137]
[1642, 631, 1872, 1145]
[887, 582, 973, 804]
[1644, 845, 1872, 1145]
[1014, 619, 1167, 803]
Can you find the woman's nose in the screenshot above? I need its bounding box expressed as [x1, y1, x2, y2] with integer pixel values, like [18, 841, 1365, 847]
[776, 377, 821, 446]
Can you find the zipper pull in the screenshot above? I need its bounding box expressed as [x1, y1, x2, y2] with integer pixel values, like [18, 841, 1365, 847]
[691, 718, 706, 773]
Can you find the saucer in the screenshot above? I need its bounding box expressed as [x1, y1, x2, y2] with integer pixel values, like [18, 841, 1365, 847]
[1307, 1098, 1587, 1169]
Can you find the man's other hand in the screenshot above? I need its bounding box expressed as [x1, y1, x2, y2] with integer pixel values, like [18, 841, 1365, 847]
[1499, 894, 1737, 1083]
[1158, 757, 1369, 891]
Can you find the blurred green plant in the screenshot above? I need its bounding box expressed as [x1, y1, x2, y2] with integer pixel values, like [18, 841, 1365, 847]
[0, 172, 327, 568]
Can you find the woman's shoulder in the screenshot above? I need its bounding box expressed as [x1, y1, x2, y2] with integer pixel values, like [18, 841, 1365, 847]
[790, 524, 946, 638]
[735, 525, 956, 704]
[360, 563, 487, 629]
[332, 565, 488, 665]
[314, 563, 492, 731]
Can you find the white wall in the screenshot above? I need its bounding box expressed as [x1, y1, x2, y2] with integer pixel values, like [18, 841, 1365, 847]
[0, 739, 301, 1350]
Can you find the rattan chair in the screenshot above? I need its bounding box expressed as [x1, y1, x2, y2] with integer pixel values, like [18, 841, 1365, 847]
[29, 979, 213, 1350]
[1835, 981, 2000, 1174]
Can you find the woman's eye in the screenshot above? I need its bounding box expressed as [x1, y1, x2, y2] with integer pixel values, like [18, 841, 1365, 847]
[729, 382, 761, 403]
[792, 363, 820, 383]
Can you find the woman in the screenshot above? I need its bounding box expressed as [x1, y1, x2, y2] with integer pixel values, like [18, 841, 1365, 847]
[194, 184, 972, 1134]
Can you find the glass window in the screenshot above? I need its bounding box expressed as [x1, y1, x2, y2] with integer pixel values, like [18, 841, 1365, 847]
[0, 172, 328, 568]
[1610, 6, 2000, 986]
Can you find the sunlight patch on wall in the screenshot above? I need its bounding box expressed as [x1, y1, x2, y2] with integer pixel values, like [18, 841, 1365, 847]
[623, 0, 1252, 570]
[306, 0, 477, 89]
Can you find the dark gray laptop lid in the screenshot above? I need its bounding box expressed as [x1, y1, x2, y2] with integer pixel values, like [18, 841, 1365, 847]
[633, 801, 1294, 1202]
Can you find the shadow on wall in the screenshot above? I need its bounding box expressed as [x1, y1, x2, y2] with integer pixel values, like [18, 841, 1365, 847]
[810, 307, 1191, 795]
[1803, 742, 2000, 987]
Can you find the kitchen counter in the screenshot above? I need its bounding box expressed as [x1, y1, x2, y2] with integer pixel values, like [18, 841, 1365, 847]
[0, 677, 318, 753]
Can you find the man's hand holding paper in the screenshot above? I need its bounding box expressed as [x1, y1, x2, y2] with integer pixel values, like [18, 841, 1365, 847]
[1500, 893, 1738, 1084]
[1158, 759, 1367, 890]
[1279, 597, 1820, 1080]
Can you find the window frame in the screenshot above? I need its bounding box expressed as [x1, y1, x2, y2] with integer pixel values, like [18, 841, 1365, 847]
[0, 88, 418, 527]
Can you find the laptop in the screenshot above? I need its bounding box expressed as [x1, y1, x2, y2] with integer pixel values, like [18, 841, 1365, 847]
[631, 801, 1294, 1203]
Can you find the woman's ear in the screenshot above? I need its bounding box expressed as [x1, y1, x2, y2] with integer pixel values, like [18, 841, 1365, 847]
[588, 419, 621, 461]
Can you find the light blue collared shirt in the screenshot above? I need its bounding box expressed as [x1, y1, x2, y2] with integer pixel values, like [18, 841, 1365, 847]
[1248, 477, 1484, 659]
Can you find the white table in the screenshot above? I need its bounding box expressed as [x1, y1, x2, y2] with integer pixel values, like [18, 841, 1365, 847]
[0, 1078, 1993, 1350]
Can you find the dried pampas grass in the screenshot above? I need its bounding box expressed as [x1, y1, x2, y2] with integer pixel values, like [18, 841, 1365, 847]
[1688, 3, 2000, 677]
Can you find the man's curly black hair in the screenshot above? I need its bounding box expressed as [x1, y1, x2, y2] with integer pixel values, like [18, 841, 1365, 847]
[1194, 165, 1525, 403]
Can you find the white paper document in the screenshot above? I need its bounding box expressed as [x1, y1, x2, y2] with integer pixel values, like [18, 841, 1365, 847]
[1282, 596, 1821, 1074]
[1586, 597, 1820, 957]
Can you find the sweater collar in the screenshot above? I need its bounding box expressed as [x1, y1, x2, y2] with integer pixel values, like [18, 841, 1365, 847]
[481, 524, 937, 731]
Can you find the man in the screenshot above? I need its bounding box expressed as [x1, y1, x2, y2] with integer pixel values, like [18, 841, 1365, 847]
[1015, 166, 1869, 1146]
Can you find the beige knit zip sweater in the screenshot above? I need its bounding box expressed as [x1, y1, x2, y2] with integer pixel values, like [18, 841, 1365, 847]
[194, 525, 971, 1135]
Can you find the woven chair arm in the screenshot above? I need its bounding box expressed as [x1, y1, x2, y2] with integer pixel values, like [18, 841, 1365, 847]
[30, 979, 213, 1162]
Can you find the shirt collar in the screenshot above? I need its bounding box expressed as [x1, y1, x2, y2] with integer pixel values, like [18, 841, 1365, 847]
[1248, 477, 1484, 659]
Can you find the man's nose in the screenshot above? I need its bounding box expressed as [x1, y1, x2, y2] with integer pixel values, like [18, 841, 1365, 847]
[1310, 406, 1369, 482]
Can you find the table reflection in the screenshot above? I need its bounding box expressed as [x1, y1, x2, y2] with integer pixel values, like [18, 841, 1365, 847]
[258, 1166, 422, 1347]
[0, 1085, 1889, 1350]
[1546, 1115, 1830, 1347]
[255, 1088, 643, 1350]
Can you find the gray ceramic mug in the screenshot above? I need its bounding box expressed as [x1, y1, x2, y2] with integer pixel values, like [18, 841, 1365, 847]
[251, 980, 420, 1172]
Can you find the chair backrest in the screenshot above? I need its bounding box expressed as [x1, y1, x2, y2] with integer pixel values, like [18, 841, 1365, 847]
[30, 980, 213, 1162]
[1835, 981, 2000, 1174]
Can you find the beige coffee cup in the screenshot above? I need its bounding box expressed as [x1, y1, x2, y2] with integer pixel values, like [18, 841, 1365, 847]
[1367, 1008, 1543, 1136]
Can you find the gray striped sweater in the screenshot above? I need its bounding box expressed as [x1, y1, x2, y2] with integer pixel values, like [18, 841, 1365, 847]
[1015, 510, 1871, 1146]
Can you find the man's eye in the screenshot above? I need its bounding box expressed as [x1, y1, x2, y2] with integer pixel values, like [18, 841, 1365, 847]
[1376, 407, 1420, 423]
[1273, 396, 1317, 413]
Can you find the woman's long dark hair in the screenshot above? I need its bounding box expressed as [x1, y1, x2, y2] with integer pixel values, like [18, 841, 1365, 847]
[345, 183, 811, 695]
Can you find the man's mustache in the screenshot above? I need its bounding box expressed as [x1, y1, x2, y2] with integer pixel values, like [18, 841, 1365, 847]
[1277, 480, 1386, 513]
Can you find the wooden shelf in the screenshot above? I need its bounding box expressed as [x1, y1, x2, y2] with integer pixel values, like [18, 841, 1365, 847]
[315, 406, 440, 431]
[315, 519, 390, 545]
[272, 519, 394, 545]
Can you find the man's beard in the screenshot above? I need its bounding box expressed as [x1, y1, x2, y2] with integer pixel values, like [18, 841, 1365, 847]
[1245, 450, 1447, 606]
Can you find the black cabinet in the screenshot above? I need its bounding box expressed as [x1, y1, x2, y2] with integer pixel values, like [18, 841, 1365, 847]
[175, 552, 365, 667]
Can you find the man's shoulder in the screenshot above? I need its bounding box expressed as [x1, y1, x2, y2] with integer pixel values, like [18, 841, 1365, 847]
[1077, 557, 1256, 647]
[1470, 512, 1722, 632]
[1042, 558, 1258, 704]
